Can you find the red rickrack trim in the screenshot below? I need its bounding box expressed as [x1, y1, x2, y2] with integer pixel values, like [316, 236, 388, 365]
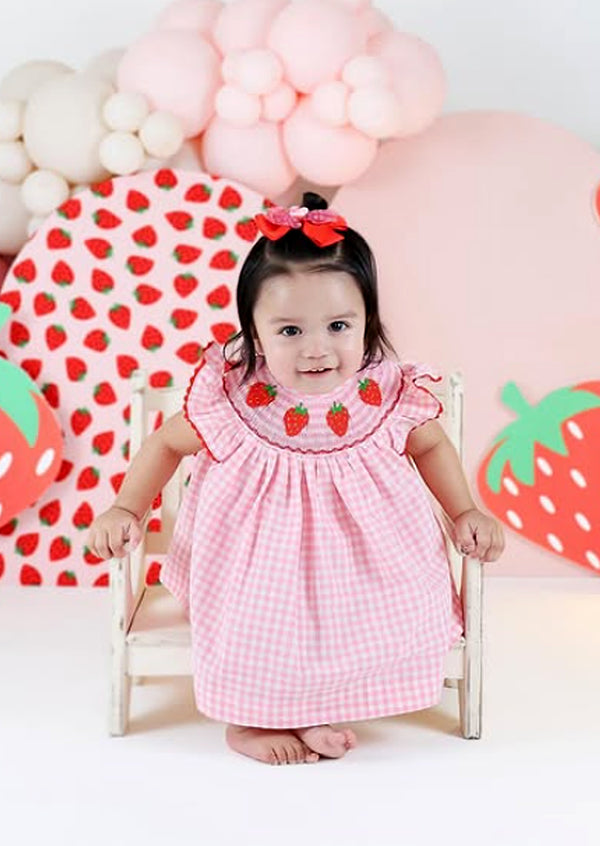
[182, 341, 219, 463]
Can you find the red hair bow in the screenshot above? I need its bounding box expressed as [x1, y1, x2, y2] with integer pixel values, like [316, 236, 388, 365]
[254, 204, 347, 247]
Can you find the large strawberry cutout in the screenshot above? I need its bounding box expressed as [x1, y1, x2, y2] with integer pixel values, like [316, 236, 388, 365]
[0, 170, 266, 587]
[477, 380, 600, 573]
[0, 303, 63, 530]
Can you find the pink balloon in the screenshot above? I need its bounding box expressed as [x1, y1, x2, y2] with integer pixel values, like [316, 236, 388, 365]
[155, 0, 223, 35]
[213, 0, 287, 53]
[202, 116, 297, 196]
[369, 31, 445, 136]
[262, 81, 296, 122]
[268, 0, 366, 93]
[118, 31, 221, 137]
[283, 97, 377, 184]
[361, 7, 393, 41]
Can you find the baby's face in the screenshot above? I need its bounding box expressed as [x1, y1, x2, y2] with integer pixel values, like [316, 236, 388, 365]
[252, 269, 366, 395]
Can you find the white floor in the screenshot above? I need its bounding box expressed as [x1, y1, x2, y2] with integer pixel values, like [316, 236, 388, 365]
[1, 577, 600, 846]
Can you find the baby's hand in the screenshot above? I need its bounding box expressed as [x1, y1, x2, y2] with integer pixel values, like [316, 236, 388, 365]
[452, 508, 505, 563]
[87, 506, 143, 560]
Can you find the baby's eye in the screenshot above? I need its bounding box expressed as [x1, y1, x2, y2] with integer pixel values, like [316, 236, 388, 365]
[329, 321, 349, 332]
[280, 326, 300, 337]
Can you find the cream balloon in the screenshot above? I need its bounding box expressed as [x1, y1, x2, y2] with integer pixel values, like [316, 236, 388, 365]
[26, 215, 46, 238]
[23, 72, 113, 183]
[0, 100, 24, 141]
[99, 131, 146, 175]
[103, 91, 150, 132]
[0, 180, 30, 253]
[139, 111, 185, 158]
[21, 169, 69, 215]
[0, 141, 33, 183]
[84, 49, 126, 84]
[0, 60, 71, 101]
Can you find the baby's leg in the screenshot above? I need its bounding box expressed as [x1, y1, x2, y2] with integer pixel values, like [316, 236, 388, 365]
[226, 725, 319, 765]
[292, 725, 357, 758]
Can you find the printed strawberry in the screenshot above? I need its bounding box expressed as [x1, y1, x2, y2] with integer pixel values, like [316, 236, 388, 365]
[57, 197, 81, 219]
[13, 258, 36, 283]
[153, 412, 164, 430]
[152, 491, 162, 509]
[91, 179, 114, 198]
[116, 354, 140, 379]
[155, 168, 177, 190]
[0, 290, 21, 311]
[11, 321, 30, 347]
[170, 308, 197, 329]
[66, 356, 87, 382]
[110, 472, 125, 493]
[146, 561, 162, 585]
[91, 268, 114, 293]
[55, 459, 73, 482]
[94, 382, 117, 405]
[134, 284, 162, 305]
[0, 519, 17, 536]
[284, 404, 309, 436]
[93, 573, 109, 587]
[77, 466, 100, 490]
[121, 440, 130, 461]
[149, 371, 173, 388]
[141, 325, 164, 351]
[124, 191, 149, 217]
[84, 329, 110, 352]
[57, 570, 77, 586]
[235, 217, 258, 241]
[132, 225, 157, 248]
[185, 182, 212, 202]
[34, 292, 56, 316]
[326, 402, 350, 436]
[41, 383, 60, 409]
[203, 217, 226, 239]
[39, 499, 61, 526]
[84, 545, 104, 565]
[122, 405, 131, 424]
[210, 249, 238, 270]
[173, 273, 198, 298]
[50, 536, 71, 561]
[92, 431, 115, 455]
[93, 209, 122, 229]
[176, 342, 203, 364]
[219, 186, 242, 211]
[172, 244, 202, 264]
[45, 324, 66, 350]
[71, 407, 92, 436]
[73, 502, 94, 529]
[21, 359, 42, 380]
[70, 296, 96, 320]
[126, 255, 154, 275]
[109, 303, 131, 330]
[85, 238, 113, 259]
[147, 517, 161, 532]
[52, 260, 74, 286]
[210, 322, 237, 344]
[20, 565, 42, 586]
[206, 285, 231, 309]
[246, 382, 277, 407]
[477, 380, 600, 573]
[47, 228, 72, 249]
[166, 211, 194, 231]
[0, 553, 3, 580]
[15, 532, 40, 555]
[358, 378, 382, 406]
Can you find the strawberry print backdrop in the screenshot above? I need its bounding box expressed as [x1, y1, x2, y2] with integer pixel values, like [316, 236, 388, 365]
[0, 169, 263, 587]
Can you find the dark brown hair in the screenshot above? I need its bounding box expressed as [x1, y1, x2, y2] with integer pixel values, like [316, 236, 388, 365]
[223, 192, 397, 381]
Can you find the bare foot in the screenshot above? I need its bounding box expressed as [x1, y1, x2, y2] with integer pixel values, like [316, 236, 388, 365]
[226, 724, 320, 765]
[292, 724, 357, 758]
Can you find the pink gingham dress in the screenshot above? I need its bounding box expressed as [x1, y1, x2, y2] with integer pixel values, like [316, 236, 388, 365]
[161, 342, 464, 728]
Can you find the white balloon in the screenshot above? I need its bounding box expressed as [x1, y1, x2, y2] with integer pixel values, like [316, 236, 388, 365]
[0, 100, 24, 141]
[103, 91, 150, 132]
[0, 180, 30, 253]
[0, 60, 71, 101]
[84, 48, 126, 83]
[342, 54, 390, 89]
[215, 85, 261, 127]
[99, 131, 145, 175]
[21, 169, 70, 216]
[0, 141, 33, 182]
[310, 81, 350, 127]
[23, 72, 113, 183]
[139, 110, 185, 158]
[347, 85, 403, 138]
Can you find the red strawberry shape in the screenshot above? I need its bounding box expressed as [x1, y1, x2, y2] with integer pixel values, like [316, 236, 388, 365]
[20, 565, 42, 585]
[91, 179, 114, 197]
[109, 304, 131, 330]
[203, 217, 226, 239]
[126, 189, 150, 212]
[150, 371, 173, 388]
[15, 532, 39, 555]
[55, 459, 73, 482]
[141, 325, 164, 351]
[155, 168, 177, 190]
[41, 382, 60, 409]
[11, 321, 30, 347]
[172, 244, 202, 264]
[52, 260, 74, 286]
[121, 440, 130, 461]
[92, 431, 115, 455]
[84, 545, 104, 565]
[73, 502, 94, 529]
[94, 382, 117, 405]
[66, 356, 87, 382]
[21, 359, 42, 380]
[235, 217, 258, 241]
[173, 273, 198, 298]
[70, 407, 92, 436]
[39, 499, 61, 526]
[210, 249, 238, 270]
[110, 472, 125, 493]
[358, 378, 382, 406]
[166, 211, 194, 231]
[147, 517, 162, 532]
[13, 258, 36, 283]
[326, 402, 350, 436]
[0, 290, 21, 311]
[0, 519, 18, 536]
[477, 380, 600, 573]
[57, 570, 77, 586]
[132, 225, 157, 248]
[126, 255, 154, 275]
[34, 292, 56, 316]
[57, 197, 81, 220]
[50, 536, 71, 561]
[206, 285, 231, 309]
[47, 228, 72, 249]
[70, 297, 96, 320]
[85, 238, 113, 259]
[284, 404, 309, 436]
[246, 382, 277, 407]
[185, 183, 212, 202]
[45, 324, 66, 350]
[93, 573, 109, 587]
[219, 186, 242, 211]
[84, 329, 110, 352]
[77, 466, 100, 490]
[116, 354, 140, 379]
[146, 561, 162, 585]
[134, 284, 162, 305]
[93, 209, 122, 229]
[170, 308, 197, 329]
[210, 322, 237, 344]
[91, 268, 114, 293]
[176, 342, 203, 364]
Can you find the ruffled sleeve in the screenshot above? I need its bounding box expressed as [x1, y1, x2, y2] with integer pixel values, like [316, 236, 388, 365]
[183, 342, 245, 462]
[378, 361, 443, 455]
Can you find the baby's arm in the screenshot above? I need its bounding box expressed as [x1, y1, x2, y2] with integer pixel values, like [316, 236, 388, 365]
[406, 420, 505, 562]
[87, 412, 201, 560]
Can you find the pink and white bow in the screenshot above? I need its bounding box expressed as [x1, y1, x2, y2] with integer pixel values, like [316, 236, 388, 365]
[254, 204, 348, 247]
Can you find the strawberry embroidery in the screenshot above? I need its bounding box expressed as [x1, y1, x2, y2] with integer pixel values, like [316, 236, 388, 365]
[246, 382, 277, 407]
[326, 402, 350, 436]
[284, 404, 309, 436]
[358, 377, 382, 406]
